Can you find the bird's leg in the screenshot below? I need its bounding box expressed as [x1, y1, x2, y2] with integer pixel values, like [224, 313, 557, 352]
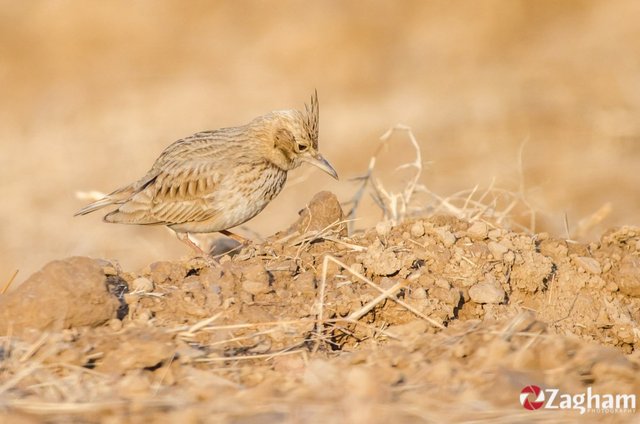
[175, 231, 223, 268]
[218, 230, 258, 260]
[219, 229, 249, 244]
[175, 231, 208, 256]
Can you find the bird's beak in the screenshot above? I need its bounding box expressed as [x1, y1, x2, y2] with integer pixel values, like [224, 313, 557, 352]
[304, 153, 339, 180]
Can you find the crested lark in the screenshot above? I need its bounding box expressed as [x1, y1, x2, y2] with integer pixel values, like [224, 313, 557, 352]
[75, 91, 338, 253]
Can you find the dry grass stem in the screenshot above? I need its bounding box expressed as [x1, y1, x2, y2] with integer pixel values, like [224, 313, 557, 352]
[344, 125, 538, 234]
[5, 399, 129, 414]
[196, 348, 306, 363]
[178, 312, 223, 337]
[345, 125, 424, 228]
[1, 269, 19, 294]
[319, 255, 445, 330]
[0, 362, 42, 395]
[347, 280, 407, 321]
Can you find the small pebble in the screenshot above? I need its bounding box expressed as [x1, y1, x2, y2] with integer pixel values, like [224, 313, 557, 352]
[536, 232, 550, 241]
[124, 292, 140, 306]
[488, 241, 509, 260]
[434, 227, 456, 247]
[410, 221, 425, 238]
[407, 271, 421, 281]
[242, 280, 271, 296]
[103, 266, 118, 276]
[503, 251, 516, 265]
[135, 309, 153, 322]
[467, 221, 488, 240]
[132, 277, 154, 292]
[435, 278, 451, 289]
[182, 277, 203, 293]
[469, 280, 505, 304]
[376, 220, 392, 238]
[350, 263, 364, 275]
[295, 271, 316, 294]
[410, 287, 427, 299]
[573, 256, 602, 275]
[380, 277, 396, 290]
[108, 318, 123, 331]
[487, 229, 502, 240]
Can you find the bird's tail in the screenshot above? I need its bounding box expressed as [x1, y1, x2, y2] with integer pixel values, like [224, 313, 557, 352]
[74, 196, 118, 216]
[74, 187, 135, 217]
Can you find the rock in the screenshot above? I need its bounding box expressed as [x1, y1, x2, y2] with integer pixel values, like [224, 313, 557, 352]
[467, 221, 489, 241]
[98, 328, 175, 374]
[181, 276, 204, 293]
[469, 279, 505, 304]
[488, 229, 502, 240]
[572, 256, 602, 275]
[132, 277, 154, 292]
[615, 255, 640, 296]
[108, 318, 123, 331]
[0, 257, 121, 335]
[294, 271, 316, 295]
[435, 278, 451, 289]
[376, 220, 392, 238]
[410, 221, 425, 238]
[242, 262, 269, 284]
[102, 265, 118, 276]
[434, 227, 456, 247]
[503, 250, 516, 265]
[410, 287, 427, 299]
[387, 320, 428, 339]
[430, 287, 460, 306]
[380, 277, 396, 290]
[488, 241, 509, 260]
[242, 280, 271, 296]
[149, 261, 185, 285]
[538, 238, 569, 262]
[241, 262, 271, 295]
[292, 191, 346, 236]
[360, 239, 402, 276]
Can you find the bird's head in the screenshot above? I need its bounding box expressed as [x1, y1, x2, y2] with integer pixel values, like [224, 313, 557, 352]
[258, 91, 338, 179]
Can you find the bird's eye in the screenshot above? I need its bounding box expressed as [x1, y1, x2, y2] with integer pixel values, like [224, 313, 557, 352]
[297, 143, 308, 152]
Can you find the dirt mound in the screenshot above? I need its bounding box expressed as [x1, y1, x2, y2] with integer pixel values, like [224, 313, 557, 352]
[1, 193, 640, 422]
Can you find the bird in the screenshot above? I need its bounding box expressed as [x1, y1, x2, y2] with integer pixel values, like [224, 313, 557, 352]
[75, 91, 338, 254]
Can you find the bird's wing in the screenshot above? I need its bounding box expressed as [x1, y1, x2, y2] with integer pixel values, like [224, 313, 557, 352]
[105, 159, 223, 225]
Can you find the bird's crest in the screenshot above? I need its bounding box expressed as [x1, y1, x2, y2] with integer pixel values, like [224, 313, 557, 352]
[304, 90, 319, 149]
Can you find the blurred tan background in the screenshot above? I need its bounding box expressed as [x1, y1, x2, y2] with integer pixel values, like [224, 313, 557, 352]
[2, 0, 640, 282]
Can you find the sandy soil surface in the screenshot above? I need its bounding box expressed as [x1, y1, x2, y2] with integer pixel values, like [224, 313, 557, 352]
[2, 1, 640, 278]
[1, 191, 639, 422]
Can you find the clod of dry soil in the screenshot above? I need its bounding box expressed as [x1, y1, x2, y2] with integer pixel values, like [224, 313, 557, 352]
[1, 192, 640, 423]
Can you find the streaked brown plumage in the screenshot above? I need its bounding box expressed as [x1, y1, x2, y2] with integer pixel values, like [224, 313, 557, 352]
[75, 91, 337, 251]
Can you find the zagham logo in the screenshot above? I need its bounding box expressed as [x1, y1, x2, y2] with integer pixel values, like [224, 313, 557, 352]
[520, 385, 636, 415]
[520, 385, 545, 410]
